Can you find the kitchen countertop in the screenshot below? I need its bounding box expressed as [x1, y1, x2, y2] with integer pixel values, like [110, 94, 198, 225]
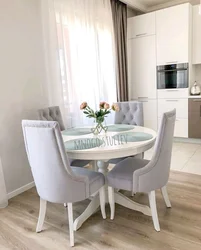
[189, 95, 201, 98]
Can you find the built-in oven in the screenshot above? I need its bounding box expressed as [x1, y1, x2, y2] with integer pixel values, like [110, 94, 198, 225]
[157, 63, 188, 89]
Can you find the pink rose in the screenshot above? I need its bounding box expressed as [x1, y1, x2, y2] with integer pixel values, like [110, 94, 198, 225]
[80, 102, 88, 110]
[111, 104, 119, 112]
[104, 103, 110, 109]
[99, 101, 106, 109]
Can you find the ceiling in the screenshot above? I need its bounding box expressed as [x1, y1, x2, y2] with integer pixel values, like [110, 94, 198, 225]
[123, 0, 200, 12]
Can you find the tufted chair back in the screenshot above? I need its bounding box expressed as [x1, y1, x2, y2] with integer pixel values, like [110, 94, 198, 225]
[114, 101, 144, 126]
[38, 106, 65, 131]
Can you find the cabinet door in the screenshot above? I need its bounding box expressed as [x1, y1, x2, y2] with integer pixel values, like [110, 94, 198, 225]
[142, 99, 157, 131]
[193, 5, 201, 64]
[158, 99, 188, 119]
[128, 12, 155, 39]
[158, 118, 188, 138]
[156, 3, 190, 65]
[129, 35, 156, 99]
[189, 99, 201, 138]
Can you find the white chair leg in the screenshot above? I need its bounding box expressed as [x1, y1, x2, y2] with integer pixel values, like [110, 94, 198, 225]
[64, 203, 67, 207]
[36, 198, 47, 233]
[161, 186, 171, 208]
[108, 186, 115, 220]
[99, 186, 106, 219]
[67, 203, 74, 247]
[148, 191, 160, 232]
[131, 191, 136, 197]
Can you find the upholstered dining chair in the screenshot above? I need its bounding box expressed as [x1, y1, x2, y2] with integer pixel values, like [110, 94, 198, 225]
[38, 106, 90, 168]
[22, 120, 106, 247]
[109, 101, 144, 165]
[114, 101, 144, 126]
[107, 109, 176, 232]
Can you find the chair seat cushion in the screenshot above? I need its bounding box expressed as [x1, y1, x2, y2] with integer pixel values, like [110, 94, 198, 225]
[71, 167, 105, 195]
[107, 157, 149, 191]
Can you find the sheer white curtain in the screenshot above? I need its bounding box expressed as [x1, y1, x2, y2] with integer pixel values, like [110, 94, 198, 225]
[41, 0, 117, 128]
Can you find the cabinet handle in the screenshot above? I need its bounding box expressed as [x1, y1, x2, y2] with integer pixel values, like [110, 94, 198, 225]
[166, 61, 178, 64]
[165, 100, 178, 102]
[200, 105, 201, 117]
[136, 33, 147, 37]
[138, 97, 148, 99]
[166, 89, 179, 92]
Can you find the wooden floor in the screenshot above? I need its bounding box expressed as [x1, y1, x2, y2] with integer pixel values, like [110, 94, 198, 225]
[1, 171, 201, 250]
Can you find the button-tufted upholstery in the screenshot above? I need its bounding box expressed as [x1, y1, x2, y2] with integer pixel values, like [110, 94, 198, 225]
[115, 101, 144, 126]
[38, 106, 90, 168]
[38, 106, 65, 131]
[109, 101, 144, 165]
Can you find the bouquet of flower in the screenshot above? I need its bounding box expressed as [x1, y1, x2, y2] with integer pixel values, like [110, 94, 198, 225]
[80, 101, 119, 134]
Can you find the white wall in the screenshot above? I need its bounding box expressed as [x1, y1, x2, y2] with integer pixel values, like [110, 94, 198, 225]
[0, 0, 48, 194]
[194, 65, 201, 86]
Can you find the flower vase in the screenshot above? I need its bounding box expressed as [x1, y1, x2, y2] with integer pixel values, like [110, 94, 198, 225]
[91, 118, 108, 135]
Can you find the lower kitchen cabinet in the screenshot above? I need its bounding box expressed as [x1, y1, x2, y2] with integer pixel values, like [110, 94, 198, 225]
[188, 98, 201, 138]
[158, 117, 188, 138]
[158, 99, 188, 119]
[141, 99, 157, 131]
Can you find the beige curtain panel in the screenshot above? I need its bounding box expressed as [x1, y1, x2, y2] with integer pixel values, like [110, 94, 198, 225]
[110, 0, 128, 102]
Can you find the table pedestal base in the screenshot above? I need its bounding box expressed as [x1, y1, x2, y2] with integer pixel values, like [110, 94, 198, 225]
[114, 191, 151, 216]
[73, 160, 108, 231]
[73, 160, 151, 231]
[74, 194, 100, 231]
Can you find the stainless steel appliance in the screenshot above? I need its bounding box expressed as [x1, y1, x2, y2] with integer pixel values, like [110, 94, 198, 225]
[157, 63, 188, 89]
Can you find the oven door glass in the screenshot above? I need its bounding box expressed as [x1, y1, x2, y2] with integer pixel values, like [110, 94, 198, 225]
[157, 64, 188, 89]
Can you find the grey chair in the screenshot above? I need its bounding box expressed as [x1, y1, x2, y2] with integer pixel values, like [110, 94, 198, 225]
[38, 106, 65, 130]
[107, 109, 176, 231]
[22, 120, 106, 247]
[109, 101, 144, 165]
[114, 101, 144, 126]
[38, 106, 90, 168]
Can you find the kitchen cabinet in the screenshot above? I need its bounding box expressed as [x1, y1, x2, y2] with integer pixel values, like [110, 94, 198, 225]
[128, 35, 157, 99]
[158, 117, 188, 138]
[157, 89, 189, 99]
[157, 98, 188, 138]
[158, 99, 188, 119]
[192, 5, 201, 64]
[188, 98, 201, 138]
[141, 99, 158, 131]
[128, 12, 155, 39]
[156, 3, 191, 66]
[157, 89, 188, 137]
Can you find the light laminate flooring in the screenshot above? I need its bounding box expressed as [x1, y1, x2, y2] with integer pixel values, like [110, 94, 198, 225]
[1, 170, 201, 250]
[1, 142, 201, 249]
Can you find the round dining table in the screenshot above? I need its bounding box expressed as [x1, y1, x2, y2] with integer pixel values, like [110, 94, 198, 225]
[62, 124, 157, 231]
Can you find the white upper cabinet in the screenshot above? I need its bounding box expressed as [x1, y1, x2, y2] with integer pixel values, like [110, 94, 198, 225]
[156, 3, 191, 66]
[128, 12, 155, 39]
[128, 35, 157, 99]
[192, 5, 201, 64]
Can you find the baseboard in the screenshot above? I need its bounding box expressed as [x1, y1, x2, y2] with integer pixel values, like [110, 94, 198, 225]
[174, 137, 201, 144]
[7, 181, 35, 200]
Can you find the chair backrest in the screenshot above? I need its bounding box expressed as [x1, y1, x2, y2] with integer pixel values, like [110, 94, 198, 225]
[133, 109, 176, 193]
[38, 106, 65, 131]
[22, 120, 88, 203]
[114, 101, 144, 126]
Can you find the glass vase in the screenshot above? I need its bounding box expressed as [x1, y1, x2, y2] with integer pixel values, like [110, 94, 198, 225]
[91, 118, 108, 135]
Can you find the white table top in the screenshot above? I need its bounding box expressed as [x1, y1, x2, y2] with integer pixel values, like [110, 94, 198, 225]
[62, 125, 157, 160]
